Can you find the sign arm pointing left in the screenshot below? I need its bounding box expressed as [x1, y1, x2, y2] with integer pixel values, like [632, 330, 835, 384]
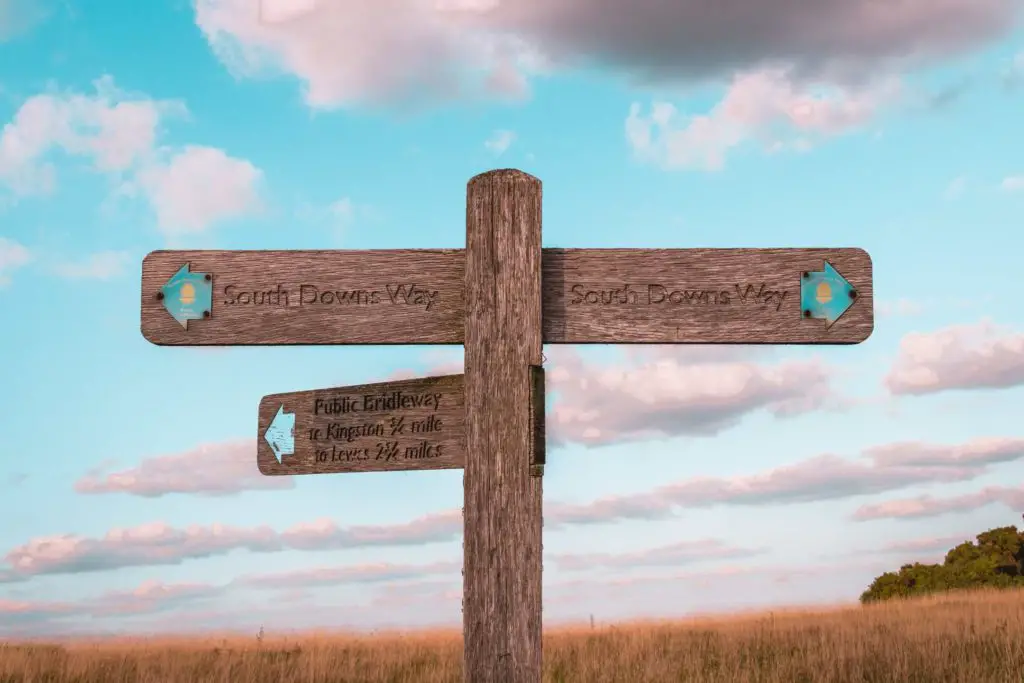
[159, 263, 213, 329]
[264, 404, 295, 464]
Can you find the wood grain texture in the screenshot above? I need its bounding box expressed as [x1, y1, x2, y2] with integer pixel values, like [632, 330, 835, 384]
[542, 248, 873, 344]
[462, 169, 544, 682]
[142, 248, 872, 346]
[257, 375, 465, 475]
[141, 250, 464, 345]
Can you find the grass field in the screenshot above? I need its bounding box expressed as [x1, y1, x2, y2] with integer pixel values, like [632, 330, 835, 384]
[2, 589, 1022, 682]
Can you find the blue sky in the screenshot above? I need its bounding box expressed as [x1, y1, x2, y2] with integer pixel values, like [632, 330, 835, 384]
[1, 0, 1023, 636]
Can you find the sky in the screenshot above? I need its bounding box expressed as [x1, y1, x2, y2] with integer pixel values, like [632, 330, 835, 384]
[1, 0, 1023, 638]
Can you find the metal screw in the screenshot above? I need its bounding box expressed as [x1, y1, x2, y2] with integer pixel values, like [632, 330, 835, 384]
[155, 291, 164, 301]
[203, 310, 211, 318]
[849, 290, 858, 299]
[803, 309, 811, 318]
[802, 271, 810, 279]
[204, 273, 212, 281]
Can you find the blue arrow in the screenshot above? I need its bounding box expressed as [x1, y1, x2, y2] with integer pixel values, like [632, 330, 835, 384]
[264, 405, 295, 464]
[160, 263, 213, 329]
[801, 261, 857, 327]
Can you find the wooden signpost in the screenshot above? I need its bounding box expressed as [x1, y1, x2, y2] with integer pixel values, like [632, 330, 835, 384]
[141, 169, 873, 683]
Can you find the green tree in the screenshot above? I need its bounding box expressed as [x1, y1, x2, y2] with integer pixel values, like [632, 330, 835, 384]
[860, 525, 1024, 603]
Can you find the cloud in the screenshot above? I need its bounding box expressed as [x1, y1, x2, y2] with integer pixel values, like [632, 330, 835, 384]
[484, 129, 515, 155]
[50, 250, 131, 280]
[546, 346, 833, 447]
[0, 0, 50, 41]
[626, 70, 899, 170]
[0, 76, 264, 238]
[885, 320, 1024, 395]
[544, 436, 1024, 525]
[853, 485, 1024, 521]
[0, 76, 184, 196]
[0, 236, 31, 286]
[132, 146, 263, 236]
[0, 579, 224, 628]
[876, 535, 975, 556]
[192, 0, 1018, 108]
[552, 539, 763, 571]
[19, 434, 1022, 581]
[194, 0, 543, 108]
[368, 346, 829, 449]
[74, 439, 294, 497]
[236, 559, 460, 589]
[943, 175, 967, 200]
[0, 512, 463, 581]
[1001, 175, 1024, 191]
[1003, 51, 1024, 88]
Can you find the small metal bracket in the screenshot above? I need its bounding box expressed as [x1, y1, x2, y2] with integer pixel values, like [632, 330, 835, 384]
[529, 364, 545, 477]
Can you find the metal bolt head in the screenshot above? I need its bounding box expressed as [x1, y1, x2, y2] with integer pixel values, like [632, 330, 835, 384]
[156, 291, 165, 301]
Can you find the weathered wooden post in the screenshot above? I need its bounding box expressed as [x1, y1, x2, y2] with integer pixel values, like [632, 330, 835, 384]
[463, 170, 544, 681]
[141, 167, 873, 683]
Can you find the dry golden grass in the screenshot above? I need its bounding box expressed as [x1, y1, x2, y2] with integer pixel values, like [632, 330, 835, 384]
[2, 589, 1023, 682]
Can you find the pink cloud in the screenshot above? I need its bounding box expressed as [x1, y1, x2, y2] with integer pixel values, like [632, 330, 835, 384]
[236, 560, 460, 589]
[79, 346, 846, 501]
[546, 346, 834, 447]
[885, 320, 1024, 395]
[876, 535, 975, 556]
[13, 435, 1024, 580]
[551, 539, 763, 571]
[193, 0, 1016, 108]
[0, 580, 223, 630]
[626, 70, 899, 170]
[74, 439, 293, 497]
[853, 485, 1024, 521]
[0, 512, 464, 581]
[543, 437, 1024, 525]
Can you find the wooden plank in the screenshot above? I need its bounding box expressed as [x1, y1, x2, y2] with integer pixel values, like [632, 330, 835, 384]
[257, 375, 465, 475]
[141, 249, 464, 345]
[142, 247, 872, 346]
[542, 248, 874, 344]
[462, 169, 544, 682]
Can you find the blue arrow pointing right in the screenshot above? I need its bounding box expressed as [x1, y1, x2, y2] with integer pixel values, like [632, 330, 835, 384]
[801, 261, 858, 327]
[264, 405, 295, 464]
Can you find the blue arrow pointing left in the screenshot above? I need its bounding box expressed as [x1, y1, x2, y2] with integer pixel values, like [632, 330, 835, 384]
[264, 405, 295, 464]
[161, 263, 213, 329]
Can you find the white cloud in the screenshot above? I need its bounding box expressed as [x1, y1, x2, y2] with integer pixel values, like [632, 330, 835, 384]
[625, 70, 899, 170]
[0, 76, 185, 196]
[484, 129, 515, 155]
[1001, 175, 1024, 191]
[0, 236, 30, 286]
[0, 76, 264, 238]
[134, 146, 263, 236]
[51, 250, 131, 280]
